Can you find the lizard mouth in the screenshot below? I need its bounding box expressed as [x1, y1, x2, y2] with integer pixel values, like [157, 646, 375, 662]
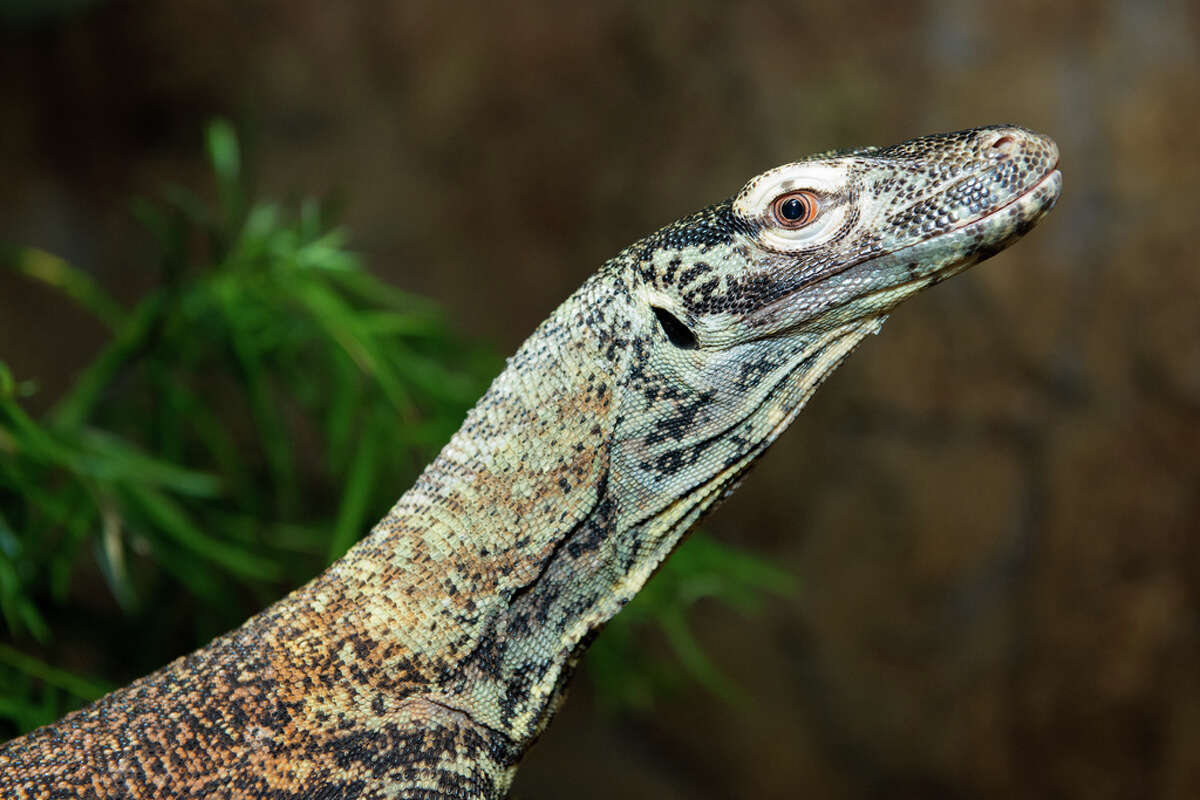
[857, 157, 1063, 283]
[946, 161, 1062, 239]
[843, 159, 1062, 296]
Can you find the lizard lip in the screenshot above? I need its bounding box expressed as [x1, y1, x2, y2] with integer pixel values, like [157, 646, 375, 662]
[878, 154, 1063, 264]
[881, 159, 1062, 276]
[940, 160, 1061, 237]
[948, 160, 1062, 241]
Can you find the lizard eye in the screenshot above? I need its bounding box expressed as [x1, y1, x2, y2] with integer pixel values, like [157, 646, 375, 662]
[734, 166, 845, 252]
[772, 191, 818, 228]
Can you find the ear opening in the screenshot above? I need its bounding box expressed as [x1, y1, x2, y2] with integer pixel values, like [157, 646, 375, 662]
[651, 305, 698, 349]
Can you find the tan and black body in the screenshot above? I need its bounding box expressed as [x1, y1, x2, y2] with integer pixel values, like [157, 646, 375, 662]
[0, 126, 1061, 798]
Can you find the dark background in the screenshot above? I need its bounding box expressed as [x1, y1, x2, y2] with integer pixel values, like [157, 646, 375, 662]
[2, 1, 1199, 797]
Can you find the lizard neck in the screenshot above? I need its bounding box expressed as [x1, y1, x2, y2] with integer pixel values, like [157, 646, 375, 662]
[283, 264, 884, 764]
[282, 269, 634, 754]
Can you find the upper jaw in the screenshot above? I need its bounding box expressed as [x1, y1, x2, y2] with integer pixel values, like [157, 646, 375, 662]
[871, 127, 1061, 249]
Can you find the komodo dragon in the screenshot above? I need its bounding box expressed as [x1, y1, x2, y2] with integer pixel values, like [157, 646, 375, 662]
[0, 125, 1061, 798]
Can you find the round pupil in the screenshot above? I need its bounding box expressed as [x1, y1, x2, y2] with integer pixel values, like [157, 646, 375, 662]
[780, 197, 805, 220]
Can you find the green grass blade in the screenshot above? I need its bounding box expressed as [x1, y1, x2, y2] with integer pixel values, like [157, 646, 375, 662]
[660, 609, 744, 705]
[0, 246, 126, 331]
[0, 644, 113, 701]
[326, 413, 381, 563]
[120, 483, 282, 582]
[215, 287, 297, 514]
[51, 292, 165, 430]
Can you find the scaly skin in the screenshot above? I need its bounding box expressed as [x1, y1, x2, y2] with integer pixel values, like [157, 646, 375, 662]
[0, 126, 1061, 798]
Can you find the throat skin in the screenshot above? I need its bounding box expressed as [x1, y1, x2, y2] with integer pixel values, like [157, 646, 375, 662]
[0, 126, 1061, 799]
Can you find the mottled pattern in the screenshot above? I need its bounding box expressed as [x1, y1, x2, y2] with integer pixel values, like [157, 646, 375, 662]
[0, 126, 1060, 798]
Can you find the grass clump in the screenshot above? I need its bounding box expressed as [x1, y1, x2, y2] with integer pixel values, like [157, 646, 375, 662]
[0, 121, 791, 737]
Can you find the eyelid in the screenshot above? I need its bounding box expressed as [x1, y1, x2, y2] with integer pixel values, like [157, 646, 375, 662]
[732, 164, 849, 253]
[733, 165, 842, 217]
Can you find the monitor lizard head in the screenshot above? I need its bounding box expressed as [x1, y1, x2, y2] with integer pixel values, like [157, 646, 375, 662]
[631, 125, 1061, 349]
[603, 126, 1060, 588]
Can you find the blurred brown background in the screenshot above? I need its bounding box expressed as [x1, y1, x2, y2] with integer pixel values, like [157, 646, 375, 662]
[2, 1, 1198, 797]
